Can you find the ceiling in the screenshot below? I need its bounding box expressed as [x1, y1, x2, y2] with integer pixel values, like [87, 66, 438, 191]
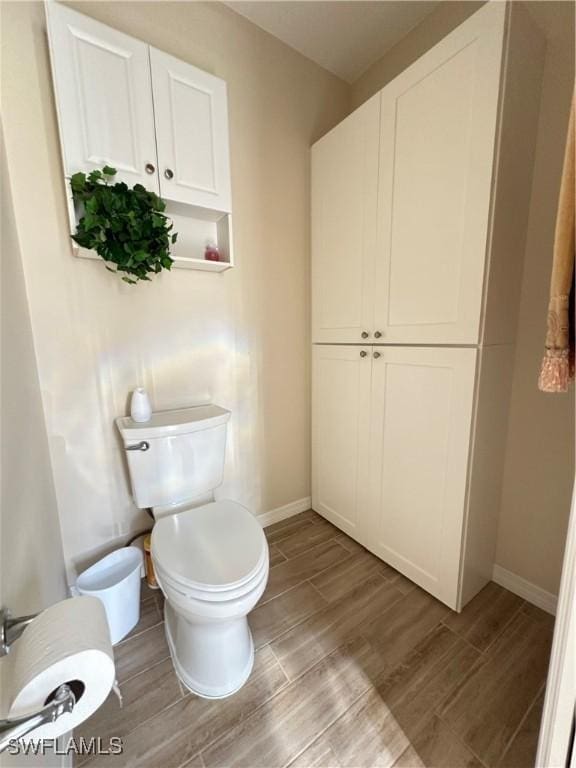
[225, 1, 441, 83]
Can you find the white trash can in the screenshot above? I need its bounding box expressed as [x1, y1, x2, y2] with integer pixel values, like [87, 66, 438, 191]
[77, 547, 143, 645]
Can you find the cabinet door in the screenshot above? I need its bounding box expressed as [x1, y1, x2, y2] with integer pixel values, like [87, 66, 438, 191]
[367, 347, 477, 608]
[311, 96, 380, 344]
[46, 3, 158, 190]
[374, 3, 505, 344]
[150, 48, 232, 212]
[312, 345, 372, 542]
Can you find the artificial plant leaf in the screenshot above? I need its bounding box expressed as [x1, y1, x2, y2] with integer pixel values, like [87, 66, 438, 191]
[69, 166, 178, 284]
[70, 172, 87, 195]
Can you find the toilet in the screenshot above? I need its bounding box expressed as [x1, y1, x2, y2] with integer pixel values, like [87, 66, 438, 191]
[116, 405, 269, 699]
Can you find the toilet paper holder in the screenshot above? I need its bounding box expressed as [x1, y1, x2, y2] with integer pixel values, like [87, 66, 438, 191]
[0, 608, 38, 657]
[0, 683, 76, 753]
[0, 609, 77, 752]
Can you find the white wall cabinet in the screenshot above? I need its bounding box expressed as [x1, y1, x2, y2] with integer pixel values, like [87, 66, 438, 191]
[46, 5, 158, 190]
[311, 96, 379, 344]
[312, 345, 371, 541]
[313, 345, 477, 609]
[312, 2, 546, 610]
[150, 48, 231, 212]
[367, 347, 477, 608]
[374, 9, 504, 344]
[312, 3, 504, 345]
[46, 3, 233, 270]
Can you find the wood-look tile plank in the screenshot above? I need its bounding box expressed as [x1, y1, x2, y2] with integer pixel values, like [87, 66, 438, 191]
[520, 601, 556, 627]
[250, 581, 328, 648]
[496, 688, 545, 768]
[84, 646, 288, 768]
[287, 734, 342, 768]
[391, 745, 425, 767]
[385, 569, 417, 595]
[269, 543, 287, 567]
[262, 539, 351, 602]
[411, 715, 483, 768]
[322, 688, 409, 767]
[443, 581, 523, 652]
[180, 755, 205, 768]
[77, 658, 182, 749]
[114, 623, 170, 683]
[439, 610, 553, 766]
[376, 624, 480, 740]
[310, 550, 394, 602]
[140, 579, 160, 604]
[140, 578, 165, 615]
[361, 588, 449, 678]
[275, 518, 340, 559]
[264, 511, 317, 544]
[202, 637, 383, 768]
[271, 575, 404, 680]
[333, 533, 365, 554]
[125, 597, 163, 640]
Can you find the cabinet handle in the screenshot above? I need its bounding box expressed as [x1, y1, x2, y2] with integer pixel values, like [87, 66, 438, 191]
[373, 351, 381, 359]
[361, 331, 370, 339]
[360, 350, 368, 358]
[145, 163, 155, 174]
[374, 331, 382, 339]
[164, 168, 174, 180]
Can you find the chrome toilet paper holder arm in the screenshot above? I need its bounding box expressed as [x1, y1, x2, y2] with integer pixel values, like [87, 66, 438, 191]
[0, 608, 38, 657]
[0, 684, 76, 753]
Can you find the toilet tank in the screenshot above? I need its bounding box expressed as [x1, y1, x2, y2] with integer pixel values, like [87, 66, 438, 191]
[116, 405, 231, 509]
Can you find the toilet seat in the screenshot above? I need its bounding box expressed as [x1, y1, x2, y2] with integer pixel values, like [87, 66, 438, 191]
[151, 500, 268, 598]
[154, 554, 268, 604]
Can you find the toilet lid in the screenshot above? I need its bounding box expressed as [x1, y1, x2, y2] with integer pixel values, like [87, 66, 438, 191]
[151, 500, 267, 592]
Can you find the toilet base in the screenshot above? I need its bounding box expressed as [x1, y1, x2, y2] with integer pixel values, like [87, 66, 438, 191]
[164, 602, 255, 699]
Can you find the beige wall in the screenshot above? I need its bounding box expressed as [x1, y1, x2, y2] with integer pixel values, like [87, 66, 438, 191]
[0, 127, 68, 615]
[1, 1, 349, 578]
[495, 1, 575, 595]
[352, 0, 575, 597]
[351, 1, 483, 108]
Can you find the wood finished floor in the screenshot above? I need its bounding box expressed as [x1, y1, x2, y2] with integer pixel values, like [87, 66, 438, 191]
[77, 511, 554, 768]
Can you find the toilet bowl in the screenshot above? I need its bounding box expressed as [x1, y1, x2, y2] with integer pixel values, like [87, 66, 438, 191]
[151, 499, 269, 698]
[116, 405, 270, 699]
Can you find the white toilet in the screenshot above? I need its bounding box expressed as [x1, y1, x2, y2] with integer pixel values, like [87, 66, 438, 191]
[116, 405, 269, 699]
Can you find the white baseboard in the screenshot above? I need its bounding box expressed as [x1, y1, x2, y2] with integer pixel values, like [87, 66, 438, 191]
[257, 497, 312, 528]
[492, 564, 557, 615]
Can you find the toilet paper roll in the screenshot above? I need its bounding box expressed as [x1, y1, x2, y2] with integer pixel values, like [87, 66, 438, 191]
[3, 596, 115, 742]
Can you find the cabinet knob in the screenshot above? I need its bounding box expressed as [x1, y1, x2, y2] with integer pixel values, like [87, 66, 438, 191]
[373, 351, 381, 359]
[164, 168, 174, 180]
[145, 163, 155, 174]
[361, 331, 370, 339]
[360, 350, 368, 358]
[374, 331, 382, 338]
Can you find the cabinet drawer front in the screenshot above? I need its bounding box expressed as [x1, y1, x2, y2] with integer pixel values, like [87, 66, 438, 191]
[311, 96, 379, 344]
[368, 347, 477, 608]
[312, 345, 371, 539]
[150, 48, 231, 212]
[46, 3, 158, 190]
[375, 3, 505, 344]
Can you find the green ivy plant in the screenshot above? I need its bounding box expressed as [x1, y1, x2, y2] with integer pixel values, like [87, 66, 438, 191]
[70, 166, 177, 284]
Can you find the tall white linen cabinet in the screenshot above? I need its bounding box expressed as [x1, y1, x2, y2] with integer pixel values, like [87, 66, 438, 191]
[311, 2, 546, 610]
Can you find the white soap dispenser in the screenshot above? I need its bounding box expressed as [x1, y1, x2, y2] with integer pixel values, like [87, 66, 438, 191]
[130, 387, 151, 423]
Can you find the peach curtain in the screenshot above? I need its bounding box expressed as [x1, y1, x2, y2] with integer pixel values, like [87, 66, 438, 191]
[538, 92, 575, 393]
